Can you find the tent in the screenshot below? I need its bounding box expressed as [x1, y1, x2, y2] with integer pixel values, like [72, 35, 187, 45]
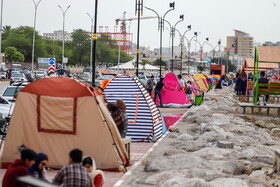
[183, 75, 200, 95]
[110, 59, 159, 71]
[193, 74, 208, 92]
[1, 77, 129, 171]
[155, 73, 192, 108]
[102, 75, 163, 142]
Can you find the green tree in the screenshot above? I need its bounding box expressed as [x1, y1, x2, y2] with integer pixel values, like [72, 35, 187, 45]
[141, 59, 150, 70]
[197, 64, 206, 72]
[5, 47, 24, 62]
[71, 29, 90, 66]
[2, 26, 46, 62]
[2, 25, 11, 40]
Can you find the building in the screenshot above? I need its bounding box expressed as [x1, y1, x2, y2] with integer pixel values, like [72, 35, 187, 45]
[263, 41, 280, 46]
[131, 43, 152, 58]
[226, 30, 254, 58]
[43, 30, 73, 42]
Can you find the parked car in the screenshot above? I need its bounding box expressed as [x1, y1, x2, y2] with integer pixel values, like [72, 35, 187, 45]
[0, 97, 14, 135]
[0, 72, 6, 79]
[78, 74, 91, 82]
[0, 112, 8, 135]
[35, 71, 46, 79]
[10, 73, 27, 85]
[95, 75, 113, 88]
[2, 83, 28, 102]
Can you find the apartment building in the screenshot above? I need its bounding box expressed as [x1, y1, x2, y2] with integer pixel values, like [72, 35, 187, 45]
[43, 30, 73, 42]
[226, 30, 254, 58]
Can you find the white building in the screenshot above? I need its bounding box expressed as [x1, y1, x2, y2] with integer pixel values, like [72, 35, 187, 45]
[43, 30, 73, 42]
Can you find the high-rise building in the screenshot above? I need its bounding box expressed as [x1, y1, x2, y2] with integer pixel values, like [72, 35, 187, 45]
[226, 30, 254, 58]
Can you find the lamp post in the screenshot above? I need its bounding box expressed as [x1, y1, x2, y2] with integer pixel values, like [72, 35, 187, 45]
[183, 32, 198, 75]
[58, 5, 70, 70]
[135, 0, 143, 77]
[31, 0, 42, 74]
[164, 15, 184, 73]
[145, 2, 174, 78]
[207, 40, 221, 64]
[194, 37, 209, 62]
[0, 0, 4, 65]
[224, 44, 235, 74]
[86, 13, 94, 79]
[174, 25, 191, 75]
[92, 0, 98, 86]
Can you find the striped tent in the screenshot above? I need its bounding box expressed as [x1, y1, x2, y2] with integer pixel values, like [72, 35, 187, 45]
[102, 75, 163, 142]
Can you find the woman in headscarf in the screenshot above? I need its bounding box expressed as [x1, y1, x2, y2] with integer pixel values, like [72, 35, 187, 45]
[28, 152, 48, 181]
[82, 156, 104, 187]
[115, 99, 128, 138]
[237, 69, 247, 95]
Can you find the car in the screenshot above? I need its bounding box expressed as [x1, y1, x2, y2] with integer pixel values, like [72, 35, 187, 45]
[23, 72, 35, 82]
[78, 74, 91, 82]
[2, 85, 25, 102]
[0, 97, 14, 135]
[35, 71, 46, 79]
[95, 75, 113, 88]
[10, 73, 27, 85]
[0, 112, 8, 135]
[0, 72, 6, 79]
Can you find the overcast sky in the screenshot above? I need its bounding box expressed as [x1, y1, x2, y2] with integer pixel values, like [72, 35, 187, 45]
[3, 0, 280, 51]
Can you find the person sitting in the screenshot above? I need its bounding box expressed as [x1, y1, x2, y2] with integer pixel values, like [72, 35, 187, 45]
[107, 103, 125, 137]
[28, 152, 48, 181]
[215, 78, 223, 89]
[221, 78, 228, 86]
[82, 156, 104, 187]
[257, 71, 270, 106]
[53, 149, 92, 187]
[2, 148, 37, 187]
[115, 99, 128, 138]
[185, 81, 193, 99]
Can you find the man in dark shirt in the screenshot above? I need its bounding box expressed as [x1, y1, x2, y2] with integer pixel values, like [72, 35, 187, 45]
[257, 71, 270, 105]
[154, 78, 166, 107]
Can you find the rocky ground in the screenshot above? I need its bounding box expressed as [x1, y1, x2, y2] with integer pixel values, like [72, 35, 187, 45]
[121, 87, 280, 187]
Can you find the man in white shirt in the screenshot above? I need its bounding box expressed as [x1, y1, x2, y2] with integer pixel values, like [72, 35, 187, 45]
[178, 75, 185, 91]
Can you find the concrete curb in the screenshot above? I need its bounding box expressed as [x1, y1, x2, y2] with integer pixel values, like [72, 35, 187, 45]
[113, 107, 194, 187]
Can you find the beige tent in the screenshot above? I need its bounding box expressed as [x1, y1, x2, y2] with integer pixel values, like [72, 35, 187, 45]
[1, 77, 129, 171]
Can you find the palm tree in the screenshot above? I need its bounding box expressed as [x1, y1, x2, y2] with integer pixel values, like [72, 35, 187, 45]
[2, 25, 11, 40]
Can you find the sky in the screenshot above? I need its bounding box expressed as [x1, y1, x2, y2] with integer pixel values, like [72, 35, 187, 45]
[2, 0, 280, 52]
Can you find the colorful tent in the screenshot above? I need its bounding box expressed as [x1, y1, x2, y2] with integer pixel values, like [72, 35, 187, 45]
[193, 74, 208, 92]
[1, 77, 129, 171]
[102, 75, 163, 142]
[155, 73, 192, 108]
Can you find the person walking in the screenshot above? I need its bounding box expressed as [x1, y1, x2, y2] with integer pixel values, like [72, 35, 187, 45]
[146, 75, 155, 95]
[154, 78, 166, 107]
[2, 148, 37, 187]
[53, 149, 92, 187]
[116, 99, 128, 138]
[237, 69, 247, 95]
[82, 156, 104, 187]
[28, 152, 49, 181]
[177, 75, 185, 91]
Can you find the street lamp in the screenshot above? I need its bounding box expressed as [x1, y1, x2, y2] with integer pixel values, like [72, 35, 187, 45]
[87, 13, 94, 79]
[135, 0, 144, 77]
[31, 0, 42, 73]
[164, 14, 184, 73]
[92, 0, 98, 86]
[183, 31, 198, 75]
[145, 2, 175, 78]
[0, 0, 4, 65]
[58, 5, 70, 70]
[194, 37, 209, 62]
[224, 44, 235, 74]
[207, 40, 221, 64]
[174, 25, 191, 74]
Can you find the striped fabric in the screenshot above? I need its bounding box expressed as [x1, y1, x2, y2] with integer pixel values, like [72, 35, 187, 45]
[102, 75, 163, 142]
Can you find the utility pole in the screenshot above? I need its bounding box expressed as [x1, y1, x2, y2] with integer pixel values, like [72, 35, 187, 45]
[135, 0, 143, 77]
[92, 0, 98, 86]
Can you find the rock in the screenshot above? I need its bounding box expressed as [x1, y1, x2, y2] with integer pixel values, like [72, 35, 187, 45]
[144, 164, 160, 172]
[163, 149, 183, 156]
[168, 133, 178, 139]
[272, 128, 280, 139]
[169, 126, 180, 133]
[200, 123, 207, 134]
[274, 149, 280, 172]
[178, 133, 194, 141]
[208, 178, 249, 187]
[221, 161, 246, 175]
[217, 140, 234, 149]
[256, 121, 266, 128]
[200, 132, 219, 142]
[266, 123, 276, 130]
[162, 177, 208, 187]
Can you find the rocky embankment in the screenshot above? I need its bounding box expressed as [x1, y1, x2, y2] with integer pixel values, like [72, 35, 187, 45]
[121, 87, 280, 187]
